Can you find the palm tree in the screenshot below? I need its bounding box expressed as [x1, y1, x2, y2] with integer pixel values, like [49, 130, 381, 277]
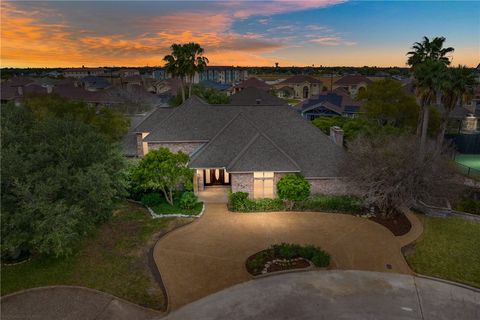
[163, 44, 188, 103]
[407, 36, 454, 68]
[412, 60, 447, 158]
[437, 65, 477, 148]
[183, 42, 209, 98]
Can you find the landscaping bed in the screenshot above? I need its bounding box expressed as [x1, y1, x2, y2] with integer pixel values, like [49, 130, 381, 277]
[151, 200, 203, 216]
[405, 215, 480, 288]
[1, 201, 192, 310]
[246, 243, 330, 276]
[369, 212, 411, 236]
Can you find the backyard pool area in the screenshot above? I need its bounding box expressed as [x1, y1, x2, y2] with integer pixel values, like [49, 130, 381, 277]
[455, 154, 480, 170]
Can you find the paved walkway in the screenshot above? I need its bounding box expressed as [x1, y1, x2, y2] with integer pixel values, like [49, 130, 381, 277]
[197, 186, 229, 203]
[154, 203, 414, 310]
[0, 286, 162, 320]
[164, 270, 480, 320]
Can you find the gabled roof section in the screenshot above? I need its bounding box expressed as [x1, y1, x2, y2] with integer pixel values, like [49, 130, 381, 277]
[335, 74, 373, 86]
[279, 75, 322, 84]
[132, 107, 176, 133]
[229, 87, 288, 106]
[235, 77, 271, 91]
[188, 113, 259, 168]
[227, 133, 300, 172]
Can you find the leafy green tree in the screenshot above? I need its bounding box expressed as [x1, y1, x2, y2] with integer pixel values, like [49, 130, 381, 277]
[357, 78, 419, 128]
[169, 84, 229, 106]
[131, 148, 191, 205]
[277, 174, 311, 209]
[1, 103, 127, 258]
[23, 94, 129, 142]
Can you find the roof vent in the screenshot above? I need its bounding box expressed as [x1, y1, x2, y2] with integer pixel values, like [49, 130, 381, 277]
[256, 99, 261, 104]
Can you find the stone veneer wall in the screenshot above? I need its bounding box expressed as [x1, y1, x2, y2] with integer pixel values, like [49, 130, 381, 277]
[147, 142, 204, 156]
[231, 173, 253, 197]
[307, 178, 354, 196]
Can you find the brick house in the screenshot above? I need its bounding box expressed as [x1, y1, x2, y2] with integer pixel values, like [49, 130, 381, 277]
[123, 96, 347, 198]
[274, 75, 323, 99]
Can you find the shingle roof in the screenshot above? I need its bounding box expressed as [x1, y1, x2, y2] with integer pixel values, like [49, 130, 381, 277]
[235, 77, 271, 91]
[134, 96, 345, 177]
[229, 87, 288, 106]
[279, 75, 322, 84]
[335, 75, 373, 86]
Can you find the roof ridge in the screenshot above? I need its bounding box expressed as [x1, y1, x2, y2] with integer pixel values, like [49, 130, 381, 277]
[226, 132, 261, 170]
[232, 113, 301, 171]
[188, 112, 245, 164]
[133, 106, 178, 133]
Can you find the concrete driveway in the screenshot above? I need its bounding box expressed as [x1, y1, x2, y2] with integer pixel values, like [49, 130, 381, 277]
[164, 270, 480, 320]
[154, 203, 412, 310]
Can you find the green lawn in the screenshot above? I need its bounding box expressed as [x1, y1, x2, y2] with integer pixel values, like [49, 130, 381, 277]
[455, 154, 480, 170]
[286, 98, 301, 106]
[406, 216, 480, 288]
[1, 201, 191, 310]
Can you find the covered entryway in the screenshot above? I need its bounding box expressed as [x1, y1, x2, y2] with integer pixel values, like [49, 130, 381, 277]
[303, 86, 309, 98]
[204, 169, 231, 186]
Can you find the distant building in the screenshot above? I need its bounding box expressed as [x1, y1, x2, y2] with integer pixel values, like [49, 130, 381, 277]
[274, 75, 323, 99]
[232, 77, 272, 94]
[333, 74, 373, 97]
[63, 67, 105, 79]
[298, 88, 362, 120]
[199, 66, 248, 84]
[152, 69, 169, 81]
[229, 87, 288, 106]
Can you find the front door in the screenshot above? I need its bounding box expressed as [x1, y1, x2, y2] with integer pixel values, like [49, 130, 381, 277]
[204, 169, 230, 186]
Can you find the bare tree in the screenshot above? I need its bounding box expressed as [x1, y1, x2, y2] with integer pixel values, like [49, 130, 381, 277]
[344, 134, 463, 217]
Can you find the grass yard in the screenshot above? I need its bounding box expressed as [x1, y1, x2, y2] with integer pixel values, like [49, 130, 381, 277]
[406, 215, 480, 288]
[1, 201, 191, 310]
[286, 98, 301, 106]
[455, 154, 480, 170]
[152, 199, 203, 216]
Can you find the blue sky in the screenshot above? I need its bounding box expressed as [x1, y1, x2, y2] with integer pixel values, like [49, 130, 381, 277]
[1, 1, 478, 67]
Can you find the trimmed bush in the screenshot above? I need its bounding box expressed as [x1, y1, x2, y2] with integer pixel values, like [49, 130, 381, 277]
[311, 251, 331, 267]
[454, 198, 480, 215]
[228, 192, 286, 212]
[141, 193, 164, 207]
[179, 191, 198, 210]
[277, 174, 310, 208]
[296, 195, 363, 214]
[228, 192, 252, 211]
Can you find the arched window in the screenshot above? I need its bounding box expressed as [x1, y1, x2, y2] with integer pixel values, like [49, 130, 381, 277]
[303, 86, 309, 99]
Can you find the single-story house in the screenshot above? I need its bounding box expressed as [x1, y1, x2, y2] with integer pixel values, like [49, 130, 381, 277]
[229, 87, 288, 106]
[298, 88, 362, 120]
[123, 96, 348, 199]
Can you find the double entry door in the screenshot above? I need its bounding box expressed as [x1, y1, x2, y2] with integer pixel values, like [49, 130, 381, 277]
[204, 169, 230, 186]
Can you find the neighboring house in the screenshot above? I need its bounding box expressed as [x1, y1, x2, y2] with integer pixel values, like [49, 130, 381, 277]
[200, 80, 232, 92]
[229, 87, 288, 106]
[123, 96, 347, 199]
[232, 77, 272, 94]
[81, 76, 111, 91]
[298, 88, 362, 120]
[333, 74, 373, 97]
[63, 67, 105, 79]
[274, 75, 323, 99]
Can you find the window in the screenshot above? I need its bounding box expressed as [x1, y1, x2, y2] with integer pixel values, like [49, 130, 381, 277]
[253, 172, 274, 199]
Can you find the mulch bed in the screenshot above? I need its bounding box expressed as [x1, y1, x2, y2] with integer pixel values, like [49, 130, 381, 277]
[369, 213, 411, 236]
[245, 250, 312, 276]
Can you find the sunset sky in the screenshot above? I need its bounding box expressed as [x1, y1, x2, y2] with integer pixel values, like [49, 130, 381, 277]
[1, 0, 479, 68]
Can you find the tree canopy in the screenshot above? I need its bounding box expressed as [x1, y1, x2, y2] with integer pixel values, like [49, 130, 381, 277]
[130, 148, 192, 205]
[1, 102, 127, 258]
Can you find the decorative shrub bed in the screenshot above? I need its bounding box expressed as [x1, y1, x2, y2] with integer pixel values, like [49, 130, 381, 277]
[294, 195, 363, 214]
[228, 192, 285, 212]
[142, 192, 203, 216]
[246, 243, 330, 276]
[454, 198, 480, 215]
[229, 192, 363, 215]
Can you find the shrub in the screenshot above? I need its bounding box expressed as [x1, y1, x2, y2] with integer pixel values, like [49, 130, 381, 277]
[141, 193, 164, 207]
[454, 198, 480, 215]
[271, 243, 302, 259]
[311, 251, 331, 267]
[296, 195, 363, 213]
[179, 191, 199, 209]
[299, 245, 318, 260]
[228, 192, 253, 211]
[277, 174, 310, 208]
[253, 198, 285, 212]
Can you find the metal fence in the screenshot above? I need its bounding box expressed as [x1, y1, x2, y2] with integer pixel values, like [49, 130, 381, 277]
[455, 162, 480, 179]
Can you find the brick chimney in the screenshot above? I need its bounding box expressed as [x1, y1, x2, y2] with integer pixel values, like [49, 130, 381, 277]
[330, 126, 344, 147]
[136, 132, 149, 157]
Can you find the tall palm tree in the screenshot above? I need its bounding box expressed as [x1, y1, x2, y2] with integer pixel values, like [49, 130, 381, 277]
[183, 42, 209, 98]
[437, 65, 477, 148]
[407, 36, 454, 68]
[163, 44, 188, 103]
[412, 60, 447, 158]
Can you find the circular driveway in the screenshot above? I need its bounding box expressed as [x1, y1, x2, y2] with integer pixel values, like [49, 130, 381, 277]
[164, 270, 480, 320]
[154, 203, 412, 310]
